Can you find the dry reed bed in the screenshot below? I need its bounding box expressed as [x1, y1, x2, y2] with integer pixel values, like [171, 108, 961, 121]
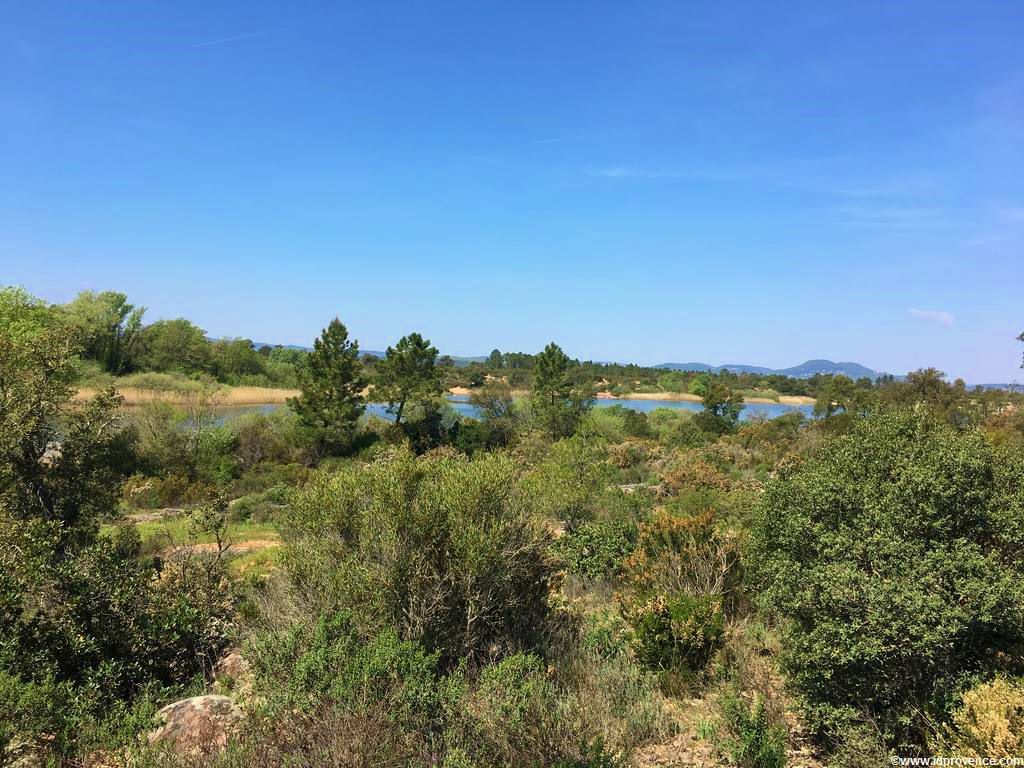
[74, 386, 299, 406]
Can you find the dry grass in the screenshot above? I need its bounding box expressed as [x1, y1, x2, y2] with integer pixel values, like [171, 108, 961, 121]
[75, 386, 299, 406]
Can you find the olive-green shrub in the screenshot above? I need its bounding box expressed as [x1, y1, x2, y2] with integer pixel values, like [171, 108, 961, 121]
[749, 410, 1024, 749]
[281, 448, 560, 667]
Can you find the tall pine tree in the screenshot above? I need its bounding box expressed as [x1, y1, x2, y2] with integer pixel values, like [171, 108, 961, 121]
[289, 318, 366, 454]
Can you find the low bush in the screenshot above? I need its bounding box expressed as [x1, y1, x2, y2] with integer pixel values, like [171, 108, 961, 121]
[552, 520, 638, 582]
[281, 449, 561, 668]
[933, 676, 1024, 758]
[715, 689, 788, 768]
[626, 593, 724, 673]
[748, 410, 1024, 749]
[247, 609, 450, 732]
[445, 653, 625, 768]
[228, 485, 289, 523]
[522, 434, 614, 526]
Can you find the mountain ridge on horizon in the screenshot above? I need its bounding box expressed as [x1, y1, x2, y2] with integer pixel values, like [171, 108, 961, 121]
[248, 340, 887, 380]
[655, 358, 886, 380]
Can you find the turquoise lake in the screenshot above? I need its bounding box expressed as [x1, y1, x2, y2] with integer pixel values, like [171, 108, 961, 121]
[209, 395, 813, 424]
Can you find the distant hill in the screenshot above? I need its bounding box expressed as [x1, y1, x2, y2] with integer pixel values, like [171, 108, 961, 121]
[656, 359, 885, 380]
[248, 340, 887, 380]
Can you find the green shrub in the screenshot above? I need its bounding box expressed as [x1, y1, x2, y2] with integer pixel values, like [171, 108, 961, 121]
[552, 520, 638, 582]
[748, 410, 1024, 749]
[228, 484, 289, 523]
[281, 449, 560, 668]
[446, 653, 626, 768]
[247, 609, 449, 731]
[716, 690, 788, 768]
[627, 593, 724, 672]
[933, 676, 1024, 758]
[522, 434, 614, 526]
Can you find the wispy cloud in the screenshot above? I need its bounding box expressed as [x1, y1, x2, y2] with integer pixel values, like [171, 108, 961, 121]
[531, 136, 583, 145]
[908, 308, 955, 326]
[590, 166, 680, 179]
[832, 205, 949, 229]
[192, 31, 270, 48]
[998, 206, 1024, 223]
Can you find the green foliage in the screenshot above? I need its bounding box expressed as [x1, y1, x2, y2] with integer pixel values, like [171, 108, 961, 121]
[138, 318, 212, 374]
[465, 381, 519, 450]
[530, 343, 594, 439]
[648, 408, 707, 448]
[133, 396, 238, 483]
[282, 449, 559, 668]
[748, 410, 1024, 748]
[522, 433, 614, 526]
[447, 653, 626, 768]
[62, 289, 145, 374]
[248, 609, 448, 729]
[0, 288, 233, 760]
[211, 338, 264, 381]
[373, 332, 442, 425]
[289, 318, 366, 455]
[552, 520, 638, 582]
[716, 690, 788, 768]
[628, 593, 725, 672]
[694, 381, 744, 436]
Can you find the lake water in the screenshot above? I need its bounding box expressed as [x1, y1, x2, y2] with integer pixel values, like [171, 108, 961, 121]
[209, 396, 813, 424]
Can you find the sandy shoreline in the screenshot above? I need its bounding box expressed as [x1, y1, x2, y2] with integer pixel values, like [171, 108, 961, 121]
[77, 385, 815, 408]
[75, 386, 299, 406]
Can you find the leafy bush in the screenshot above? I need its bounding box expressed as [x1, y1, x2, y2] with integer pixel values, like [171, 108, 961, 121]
[228, 484, 289, 523]
[446, 653, 625, 768]
[552, 520, 638, 582]
[716, 690, 788, 768]
[522, 434, 614, 526]
[0, 519, 231, 758]
[626, 593, 724, 672]
[934, 676, 1024, 758]
[748, 410, 1024, 749]
[281, 449, 560, 668]
[247, 609, 449, 731]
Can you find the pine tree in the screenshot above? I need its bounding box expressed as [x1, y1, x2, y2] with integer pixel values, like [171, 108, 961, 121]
[373, 332, 441, 425]
[529, 342, 593, 438]
[289, 318, 366, 454]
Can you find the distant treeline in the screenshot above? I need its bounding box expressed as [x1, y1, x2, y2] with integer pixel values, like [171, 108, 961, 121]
[59, 289, 1020, 423]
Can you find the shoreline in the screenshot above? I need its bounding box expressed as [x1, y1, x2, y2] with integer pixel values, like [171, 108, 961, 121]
[74, 386, 299, 406]
[77, 384, 816, 408]
[594, 390, 816, 406]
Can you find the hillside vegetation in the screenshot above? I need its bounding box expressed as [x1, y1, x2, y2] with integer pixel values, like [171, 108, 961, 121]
[3, 284, 1024, 767]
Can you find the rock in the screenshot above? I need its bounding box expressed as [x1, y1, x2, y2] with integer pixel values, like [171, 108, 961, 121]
[212, 649, 252, 698]
[148, 695, 241, 757]
[213, 649, 248, 682]
[3, 734, 53, 768]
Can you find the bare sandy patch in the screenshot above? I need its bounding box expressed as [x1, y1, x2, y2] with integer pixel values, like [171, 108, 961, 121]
[76, 386, 299, 406]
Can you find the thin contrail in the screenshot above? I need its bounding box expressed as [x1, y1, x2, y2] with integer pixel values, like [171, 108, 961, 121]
[192, 31, 270, 48]
[530, 136, 576, 144]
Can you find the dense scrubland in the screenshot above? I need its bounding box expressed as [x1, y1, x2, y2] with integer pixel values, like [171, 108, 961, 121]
[3, 285, 1024, 767]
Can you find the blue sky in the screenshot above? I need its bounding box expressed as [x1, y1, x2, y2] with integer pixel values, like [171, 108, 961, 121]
[2, 1, 1022, 382]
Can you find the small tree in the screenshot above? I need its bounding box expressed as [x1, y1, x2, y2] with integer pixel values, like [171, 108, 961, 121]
[529, 342, 593, 439]
[694, 380, 744, 435]
[289, 318, 366, 455]
[139, 318, 212, 374]
[813, 374, 859, 418]
[373, 332, 442, 425]
[62, 290, 145, 374]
